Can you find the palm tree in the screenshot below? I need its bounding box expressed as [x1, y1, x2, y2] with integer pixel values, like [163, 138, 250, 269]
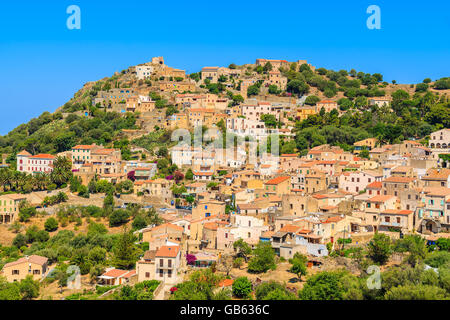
[33, 173, 49, 191]
[50, 156, 73, 187]
[0, 169, 8, 192]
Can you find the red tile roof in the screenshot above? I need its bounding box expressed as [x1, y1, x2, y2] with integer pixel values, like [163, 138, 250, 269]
[155, 245, 180, 258]
[366, 181, 382, 189]
[368, 195, 395, 202]
[381, 209, 413, 215]
[72, 145, 98, 150]
[29, 154, 55, 159]
[102, 269, 129, 278]
[384, 176, 415, 183]
[265, 176, 290, 185]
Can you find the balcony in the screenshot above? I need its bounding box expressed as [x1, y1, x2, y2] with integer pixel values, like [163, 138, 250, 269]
[380, 221, 401, 227]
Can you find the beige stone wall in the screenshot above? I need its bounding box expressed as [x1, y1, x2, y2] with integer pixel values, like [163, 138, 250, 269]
[2, 262, 46, 282]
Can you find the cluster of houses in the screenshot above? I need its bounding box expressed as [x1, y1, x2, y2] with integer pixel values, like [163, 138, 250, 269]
[2, 57, 449, 292]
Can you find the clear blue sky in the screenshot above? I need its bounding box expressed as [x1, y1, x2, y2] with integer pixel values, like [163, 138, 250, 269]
[0, 0, 449, 135]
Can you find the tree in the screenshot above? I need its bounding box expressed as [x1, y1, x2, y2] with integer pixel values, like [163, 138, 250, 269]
[157, 146, 168, 158]
[247, 241, 276, 273]
[115, 180, 133, 194]
[255, 281, 297, 300]
[247, 84, 260, 97]
[287, 80, 309, 96]
[359, 148, 370, 159]
[436, 238, 450, 251]
[232, 94, 244, 105]
[12, 233, 27, 248]
[268, 85, 280, 95]
[298, 271, 362, 300]
[0, 277, 21, 300]
[367, 233, 392, 265]
[263, 62, 273, 73]
[103, 192, 115, 214]
[289, 253, 308, 280]
[18, 205, 37, 222]
[77, 185, 89, 198]
[232, 277, 252, 298]
[185, 169, 194, 180]
[109, 209, 130, 227]
[304, 95, 320, 106]
[50, 156, 73, 187]
[394, 235, 428, 267]
[385, 284, 448, 300]
[415, 83, 429, 92]
[260, 114, 277, 128]
[19, 275, 40, 300]
[425, 251, 450, 268]
[233, 239, 252, 262]
[170, 269, 224, 300]
[113, 229, 138, 269]
[44, 217, 59, 232]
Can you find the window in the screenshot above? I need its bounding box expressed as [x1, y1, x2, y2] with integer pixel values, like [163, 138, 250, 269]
[160, 259, 164, 267]
[159, 270, 163, 277]
[168, 260, 172, 268]
[33, 270, 40, 275]
[168, 270, 172, 278]
[145, 272, 150, 278]
[12, 270, 19, 275]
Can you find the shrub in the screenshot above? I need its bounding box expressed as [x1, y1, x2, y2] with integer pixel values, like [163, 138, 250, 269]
[44, 217, 59, 232]
[232, 277, 252, 298]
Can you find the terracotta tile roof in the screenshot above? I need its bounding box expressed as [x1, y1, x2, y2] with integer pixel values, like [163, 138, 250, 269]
[383, 176, 415, 183]
[261, 231, 275, 238]
[265, 176, 290, 185]
[423, 168, 450, 181]
[29, 154, 55, 159]
[381, 209, 413, 215]
[123, 270, 136, 278]
[72, 145, 98, 150]
[193, 171, 214, 176]
[102, 269, 129, 278]
[366, 181, 382, 189]
[2, 255, 48, 269]
[279, 224, 301, 233]
[367, 195, 395, 202]
[155, 245, 180, 258]
[203, 222, 219, 231]
[323, 216, 343, 223]
[423, 187, 450, 197]
[296, 229, 312, 235]
[149, 223, 184, 233]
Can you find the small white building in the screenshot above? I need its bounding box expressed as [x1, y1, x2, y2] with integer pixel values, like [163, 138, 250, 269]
[16, 150, 55, 175]
[136, 65, 154, 80]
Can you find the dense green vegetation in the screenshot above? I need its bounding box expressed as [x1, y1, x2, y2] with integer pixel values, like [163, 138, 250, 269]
[0, 110, 137, 157]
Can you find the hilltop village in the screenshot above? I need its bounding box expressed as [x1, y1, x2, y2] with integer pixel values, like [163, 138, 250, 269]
[0, 57, 449, 300]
